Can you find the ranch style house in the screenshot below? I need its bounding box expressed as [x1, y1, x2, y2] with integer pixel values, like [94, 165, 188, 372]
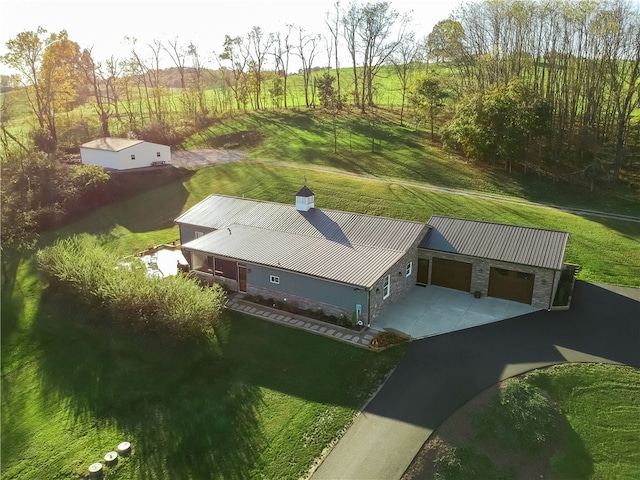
[176, 187, 569, 327]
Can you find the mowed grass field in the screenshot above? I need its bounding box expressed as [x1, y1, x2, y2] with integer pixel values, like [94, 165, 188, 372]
[2, 127, 639, 478]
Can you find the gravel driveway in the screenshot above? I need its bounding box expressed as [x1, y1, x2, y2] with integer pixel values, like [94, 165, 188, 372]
[171, 149, 247, 169]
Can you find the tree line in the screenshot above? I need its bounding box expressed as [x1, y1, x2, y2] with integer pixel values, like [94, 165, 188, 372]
[430, 0, 640, 184]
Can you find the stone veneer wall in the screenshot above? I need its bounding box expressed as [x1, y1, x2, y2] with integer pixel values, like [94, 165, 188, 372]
[417, 249, 559, 309]
[369, 231, 427, 322]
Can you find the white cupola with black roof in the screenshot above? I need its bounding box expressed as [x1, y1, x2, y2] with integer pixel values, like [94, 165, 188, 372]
[295, 185, 315, 211]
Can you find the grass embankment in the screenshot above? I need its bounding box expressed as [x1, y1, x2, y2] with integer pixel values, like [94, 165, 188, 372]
[56, 162, 639, 286]
[528, 364, 640, 479]
[429, 364, 640, 480]
[185, 109, 640, 217]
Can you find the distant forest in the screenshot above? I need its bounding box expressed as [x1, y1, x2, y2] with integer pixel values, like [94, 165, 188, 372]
[1, 0, 639, 253]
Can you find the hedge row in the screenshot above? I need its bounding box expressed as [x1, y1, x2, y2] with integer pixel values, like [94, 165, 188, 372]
[36, 235, 225, 338]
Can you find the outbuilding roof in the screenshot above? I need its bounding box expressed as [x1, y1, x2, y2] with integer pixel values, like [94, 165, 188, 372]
[177, 195, 427, 287]
[420, 215, 569, 270]
[81, 137, 143, 151]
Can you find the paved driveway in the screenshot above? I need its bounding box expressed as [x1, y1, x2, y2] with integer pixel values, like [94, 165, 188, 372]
[372, 285, 539, 339]
[311, 281, 640, 480]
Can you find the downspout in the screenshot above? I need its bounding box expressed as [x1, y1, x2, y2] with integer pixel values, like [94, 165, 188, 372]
[367, 288, 372, 328]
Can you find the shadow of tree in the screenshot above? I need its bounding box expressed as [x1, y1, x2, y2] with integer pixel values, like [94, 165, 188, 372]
[30, 293, 265, 480]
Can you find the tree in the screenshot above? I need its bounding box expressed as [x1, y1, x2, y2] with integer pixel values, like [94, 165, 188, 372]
[410, 72, 448, 139]
[317, 72, 342, 153]
[247, 26, 273, 110]
[341, 1, 361, 107]
[442, 81, 551, 172]
[1, 28, 82, 146]
[357, 1, 401, 111]
[271, 26, 294, 108]
[326, 1, 342, 100]
[79, 48, 112, 137]
[295, 27, 321, 108]
[219, 35, 249, 110]
[391, 29, 423, 126]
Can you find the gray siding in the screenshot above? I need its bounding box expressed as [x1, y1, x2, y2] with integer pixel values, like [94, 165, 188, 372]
[179, 224, 214, 245]
[247, 263, 368, 314]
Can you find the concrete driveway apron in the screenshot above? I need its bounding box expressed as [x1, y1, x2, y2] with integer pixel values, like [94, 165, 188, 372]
[311, 281, 640, 480]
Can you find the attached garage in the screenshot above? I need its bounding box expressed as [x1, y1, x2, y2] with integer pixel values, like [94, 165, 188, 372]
[419, 216, 569, 309]
[431, 257, 472, 292]
[488, 267, 535, 304]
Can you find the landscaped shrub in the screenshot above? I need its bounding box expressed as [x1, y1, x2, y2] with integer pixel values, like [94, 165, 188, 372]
[433, 445, 514, 480]
[36, 235, 225, 338]
[473, 379, 558, 454]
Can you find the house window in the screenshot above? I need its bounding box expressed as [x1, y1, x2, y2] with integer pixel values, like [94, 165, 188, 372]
[382, 274, 391, 299]
[156, 151, 161, 157]
[270, 275, 280, 284]
[130, 154, 136, 160]
[195, 231, 204, 239]
[406, 261, 413, 277]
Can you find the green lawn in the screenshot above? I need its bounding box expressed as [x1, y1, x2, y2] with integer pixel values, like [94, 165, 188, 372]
[184, 109, 640, 217]
[1, 259, 405, 480]
[3, 150, 639, 479]
[54, 162, 639, 286]
[526, 364, 640, 479]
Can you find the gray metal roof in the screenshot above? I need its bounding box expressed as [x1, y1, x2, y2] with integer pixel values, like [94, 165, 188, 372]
[176, 195, 426, 251]
[81, 137, 143, 151]
[183, 224, 409, 288]
[421, 215, 569, 270]
[177, 195, 427, 287]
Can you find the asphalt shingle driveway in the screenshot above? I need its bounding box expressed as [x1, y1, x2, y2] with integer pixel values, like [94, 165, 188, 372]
[312, 281, 640, 480]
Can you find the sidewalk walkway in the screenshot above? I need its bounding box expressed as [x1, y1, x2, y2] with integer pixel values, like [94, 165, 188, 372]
[226, 296, 376, 349]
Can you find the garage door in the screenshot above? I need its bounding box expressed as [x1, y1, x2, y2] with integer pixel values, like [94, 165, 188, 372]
[416, 258, 429, 285]
[488, 267, 534, 304]
[431, 257, 472, 292]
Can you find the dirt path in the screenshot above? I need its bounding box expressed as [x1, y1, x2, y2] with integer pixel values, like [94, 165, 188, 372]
[171, 149, 248, 169]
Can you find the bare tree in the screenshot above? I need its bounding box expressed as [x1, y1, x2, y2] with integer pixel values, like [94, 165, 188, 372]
[271, 25, 294, 108]
[326, 1, 342, 100]
[390, 26, 423, 125]
[247, 26, 273, 110]
[218, 35, 249, 110]
[295, 27, 321, 108]
[341, 1, 361, 107]
[79, 48, 112, 136]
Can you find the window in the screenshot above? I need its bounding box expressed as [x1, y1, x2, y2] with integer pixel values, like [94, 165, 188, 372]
[516, 272, 531, 280]
[382, 274, 391, 299]
[406, 261, 413, 277]
[156, 151, 161, 157]
[130, 154, 136, 160]
[496, 268, 508, 276]
[195, 231, 204, 238]
[270, 275, 280, 284]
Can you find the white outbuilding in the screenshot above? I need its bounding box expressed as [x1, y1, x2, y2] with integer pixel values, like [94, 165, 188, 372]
[80, 137, 171, 170]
